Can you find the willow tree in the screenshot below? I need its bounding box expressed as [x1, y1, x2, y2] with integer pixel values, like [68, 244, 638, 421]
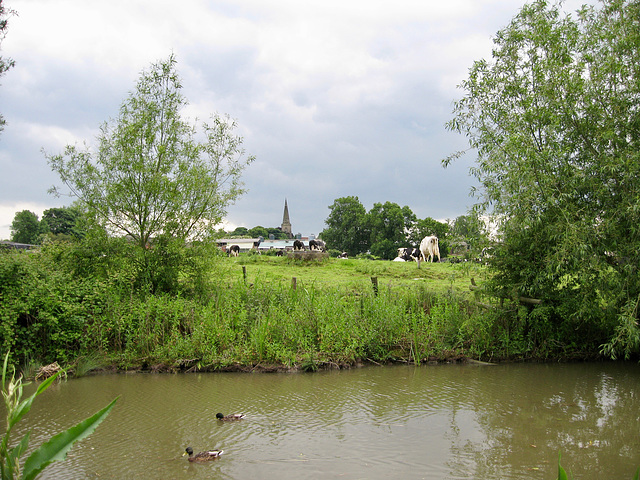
[444, 0, 640, 357]
[46, 55, 254, 249]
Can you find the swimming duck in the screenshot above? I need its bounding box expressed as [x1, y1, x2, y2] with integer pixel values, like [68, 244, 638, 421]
[216, 412, 245, 421]
[183, 447, 224, 462]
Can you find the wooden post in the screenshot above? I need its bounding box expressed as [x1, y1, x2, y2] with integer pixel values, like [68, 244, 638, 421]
[291, 277, 297, 290]
[417, 258, 421, 269]
[242, 266, 247, 283]
[371, 276, 378, 296]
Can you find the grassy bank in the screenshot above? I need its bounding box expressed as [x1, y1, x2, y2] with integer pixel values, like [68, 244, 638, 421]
[0, 243, 591, 376]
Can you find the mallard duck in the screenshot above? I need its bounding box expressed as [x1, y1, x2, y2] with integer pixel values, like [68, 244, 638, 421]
[216, 412, 245, 421]
[183, 447, 224, 462]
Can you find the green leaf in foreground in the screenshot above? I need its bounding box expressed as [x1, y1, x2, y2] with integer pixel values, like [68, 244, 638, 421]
[558, 452, 568, 480]
[21, 397, 118, 480]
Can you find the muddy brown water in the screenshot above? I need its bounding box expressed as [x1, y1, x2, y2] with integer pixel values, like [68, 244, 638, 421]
[3, 362, 639, 479]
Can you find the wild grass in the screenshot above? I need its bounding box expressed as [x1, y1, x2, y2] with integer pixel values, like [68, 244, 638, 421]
[72, 352, 107, 377]
[85, 271, 486, 370]
[0, 245, 512, 371]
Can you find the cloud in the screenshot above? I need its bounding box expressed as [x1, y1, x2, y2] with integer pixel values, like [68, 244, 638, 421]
[0, 0, 597, 240]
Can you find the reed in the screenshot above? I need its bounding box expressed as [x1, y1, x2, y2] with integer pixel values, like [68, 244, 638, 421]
[83, 276, 477, 369]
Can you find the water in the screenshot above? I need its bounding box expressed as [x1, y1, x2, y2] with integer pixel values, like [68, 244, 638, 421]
[4, 362, 639, 479]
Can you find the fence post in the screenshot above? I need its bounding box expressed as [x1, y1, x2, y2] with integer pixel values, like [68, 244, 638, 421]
[371, 276, 378, 296]
[291, 277, 297, 290]
[242, 266, 247, 283]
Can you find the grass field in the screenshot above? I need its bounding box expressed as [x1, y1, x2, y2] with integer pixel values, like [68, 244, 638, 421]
[222, 254, 488, 296]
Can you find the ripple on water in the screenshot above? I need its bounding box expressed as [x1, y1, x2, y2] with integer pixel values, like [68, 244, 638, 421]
[8, 363, 640, 480]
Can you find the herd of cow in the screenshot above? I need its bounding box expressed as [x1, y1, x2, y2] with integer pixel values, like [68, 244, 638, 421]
[226, 235, 440, 262]
[394, 235, 441, 263]
[293, 239, 326, 252]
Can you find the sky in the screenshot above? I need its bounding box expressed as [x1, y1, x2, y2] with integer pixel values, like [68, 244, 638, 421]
[0, 0, 594, 240]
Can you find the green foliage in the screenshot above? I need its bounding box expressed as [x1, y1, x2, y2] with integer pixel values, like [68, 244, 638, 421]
[0, 352, 117, 479]
[248, 226, 269, 239]
[0, 246, 92, 365]
[228, 226, 249, 237]
[322, 197, 454, 259]
[45, 54, 254, 250]
[367, 201, 411, 259]
[320, 196, 370, 256]
[445, 0, 640, 358]
[0, 237, 629, 370]
[0, 234, 219, 367]
[40, 205, 85, 240]
[9, 212, 42, 245]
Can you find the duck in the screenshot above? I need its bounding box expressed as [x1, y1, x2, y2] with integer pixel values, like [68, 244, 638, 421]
[216, 412, 245, 421]
[183, 447, 224, 462]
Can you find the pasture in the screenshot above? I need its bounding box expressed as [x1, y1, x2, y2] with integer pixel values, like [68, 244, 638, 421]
[221, 254, 487, 295]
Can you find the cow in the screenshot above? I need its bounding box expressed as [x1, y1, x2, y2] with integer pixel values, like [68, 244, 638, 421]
[309, 239, 326, 252]
[419, 236, 440, 263]
[397, 247, 420, 262]
[293, 239, 304, 251]
[228, 245, 240, 257]
[338, 252, 348, 259]
[275, 249, 284, 257]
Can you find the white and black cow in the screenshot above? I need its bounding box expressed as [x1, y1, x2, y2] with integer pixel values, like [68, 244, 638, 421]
[419, 236, 440, 263]
[397, 247, 421, 262]
[309, 239, 326, 252]
[338, 251, 348, 259]
[293, 239, 304, 251]
[228, 245, 240, 257]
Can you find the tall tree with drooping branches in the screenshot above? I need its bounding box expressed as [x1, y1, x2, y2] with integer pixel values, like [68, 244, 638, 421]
[445, 0, 640, 358]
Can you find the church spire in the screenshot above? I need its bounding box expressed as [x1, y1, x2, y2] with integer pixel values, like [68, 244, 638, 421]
[281, 198, 292, 238]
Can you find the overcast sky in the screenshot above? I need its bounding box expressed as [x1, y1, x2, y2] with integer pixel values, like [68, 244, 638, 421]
[0, 0, 594, 240]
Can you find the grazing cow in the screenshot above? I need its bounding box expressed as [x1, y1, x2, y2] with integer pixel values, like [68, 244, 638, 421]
[228, 245, 240, 257]
[275, 249, 284, 257]
[338, 252, 348, 259]
[293, 239, 304, 251]
[309, 239, 326, 252]
[397, 247, 420, 262]
[419, 236, 440, 263]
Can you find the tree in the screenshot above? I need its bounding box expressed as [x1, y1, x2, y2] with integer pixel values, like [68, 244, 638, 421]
[448, 212, 488, 255]
[41, 205, 82, 238]
[0, 0, 15, 134]
[367, 201, 413, 259]
[10, 210, 42, 244]
[444, 0, 640, 357]
[228, 226, 249, 237]
[248, 226, 269, 239]
[320, 196, 369, 256]
[46, 55, 254, 249]
[265, 227, 288, 240]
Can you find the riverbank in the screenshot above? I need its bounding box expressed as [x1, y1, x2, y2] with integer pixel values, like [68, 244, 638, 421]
[1, 242, 612, 377]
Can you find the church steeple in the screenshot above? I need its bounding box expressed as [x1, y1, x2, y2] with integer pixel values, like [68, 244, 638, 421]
[281, 198, 292, 238]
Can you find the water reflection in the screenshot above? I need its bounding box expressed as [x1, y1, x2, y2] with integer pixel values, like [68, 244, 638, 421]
[2, 363, 638, 479]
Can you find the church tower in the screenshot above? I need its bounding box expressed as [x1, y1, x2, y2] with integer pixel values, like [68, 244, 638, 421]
[281, 199, 292, 238]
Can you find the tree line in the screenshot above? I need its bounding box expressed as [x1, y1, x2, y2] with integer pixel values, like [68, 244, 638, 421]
[319, 196, 488, 260]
